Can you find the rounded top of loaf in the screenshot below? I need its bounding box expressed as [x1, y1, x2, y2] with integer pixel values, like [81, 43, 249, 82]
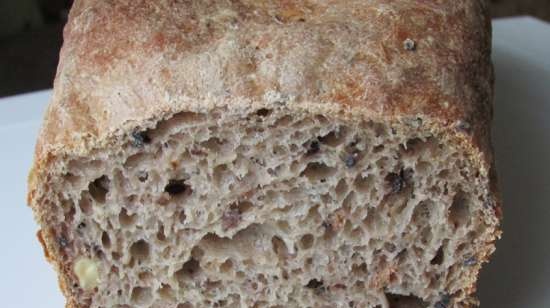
[29, 0, 494, 202]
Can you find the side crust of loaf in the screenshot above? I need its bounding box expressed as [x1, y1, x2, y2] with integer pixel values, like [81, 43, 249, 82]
[28, 1, 500, 307]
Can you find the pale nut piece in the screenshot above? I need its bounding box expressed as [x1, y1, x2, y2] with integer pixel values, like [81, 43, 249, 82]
[74, 257, 100, 290]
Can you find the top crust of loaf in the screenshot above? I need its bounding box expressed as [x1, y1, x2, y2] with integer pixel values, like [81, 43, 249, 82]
[28, 0, 498, 231]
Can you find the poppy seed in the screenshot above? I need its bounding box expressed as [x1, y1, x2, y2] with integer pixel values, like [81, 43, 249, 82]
[464, 256, 477, 266]
[131, 131, 151, 147]
[403, 38, 416, 51]
[58, 236, 69, 248]
[344, 155, 357, 168]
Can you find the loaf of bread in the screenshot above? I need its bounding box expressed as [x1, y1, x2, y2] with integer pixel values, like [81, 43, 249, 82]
[28, 1, 501, 307]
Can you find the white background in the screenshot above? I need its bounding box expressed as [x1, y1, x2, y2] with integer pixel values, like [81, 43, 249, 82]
[0, 17, 548, 307]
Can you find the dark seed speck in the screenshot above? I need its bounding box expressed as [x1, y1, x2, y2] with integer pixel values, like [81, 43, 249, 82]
[435, 294, 451, 308]
[131, 130, 151, 147]
[306, 140, 320, 155]
[456, 121, 471, 133]
[58, 236, 69, 248]
[386, 171, 405, 194]
[385, 168, 413, 194]
[222, 208, 241, 230]
[344, 155, 357, 168]
[403, 38, 416, 51]
[464, 256, 477, 266]
[137, 171, 148, 182]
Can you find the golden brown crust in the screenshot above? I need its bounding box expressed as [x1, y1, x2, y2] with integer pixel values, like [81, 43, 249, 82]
[29, 0, 494, 173]
[28, 0, 499, 307]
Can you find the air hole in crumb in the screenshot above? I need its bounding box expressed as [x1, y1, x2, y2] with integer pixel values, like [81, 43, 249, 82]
[384, 243, 397, 253]
[416, 161, 431, 174]
[340, 196, 354, 217]
[271, 236, 288, 258]
[236, 271, 246, 279]
[401, 138, 423, 154]
[306, 205, 322, 223]
[315, 114, 329, 124]
[130, 287, 152, 305]
[277, 221, 291, 233]
[272, 115, 293, 127]
[235, 201, 253, 213]
[220, 259, 233, 273]
[176, 303, 193, 308]
[175, 258, 201, 285]
[78, 193, 93, 215]
[191, 246, 204, 260]
[213, 164, 230, 187]
[438, 169, 450, 178]
[322, 223, 336, 241]
[138, 271, 153, 281]
[63, 172, 80, 185]
[351, 263, 367, 275]
[354, 280, 365, 291]
[119, 208, 136, 227]
[201, 137, 224, 152]
[88, 176, 109, 204]
[162, 247, 171, 258]
[257, 273, 268, 285]
[386, 293, 427, 308]
[431, 246, 444, 265]
[304, 139, 320, 156]
[299, 234, 314, 250]
[101, 232, 111, 249]
[301, 162, 336, 182]
[373, 144, 385, 153]
[335, 179, 349, 198]
[305, 279, 324, 289]
[158, 283, 174, 299]
[62, 200, 76, 220]
[179, 210, 187, 224]
[373, 123, 387, 137]
[256, 108, 271, 117]
[318, 129, 346, 147]
[164, 179, 189, 196]
[157, 225, 166, 241]
[354, 175, 373, 193]
[124, 153, 148, 169]
[130, 240, 150, 261]
[272, 145, 287, 156]
[449, 191, 471, 228]
[172, 111, 206, 124]
[282, 269, 289, 280]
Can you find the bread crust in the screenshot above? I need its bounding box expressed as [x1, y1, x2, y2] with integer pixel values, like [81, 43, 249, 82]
[27, 1, 500, 307]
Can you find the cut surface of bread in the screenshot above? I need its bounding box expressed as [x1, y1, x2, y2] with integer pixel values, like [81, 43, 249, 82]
[37, 110, 498, 308]
[28, 1, 501, 308]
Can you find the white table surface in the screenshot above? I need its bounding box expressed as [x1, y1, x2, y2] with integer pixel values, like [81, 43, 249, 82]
[1, 17, 549, 308]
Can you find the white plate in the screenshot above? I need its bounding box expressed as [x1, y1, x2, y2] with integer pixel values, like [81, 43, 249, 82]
[1, 17, 549, 308]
